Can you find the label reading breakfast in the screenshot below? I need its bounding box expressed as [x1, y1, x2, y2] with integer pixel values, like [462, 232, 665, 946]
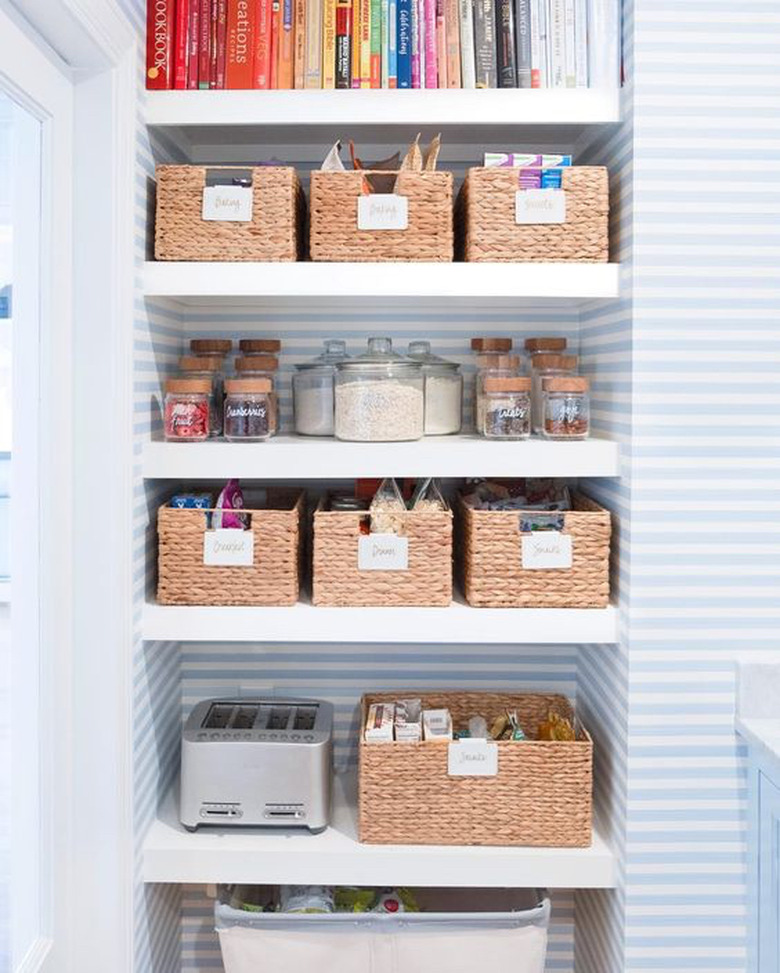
[202, 185, 253, 222]
[203, 529, 254, 566]
[447, 740, 499, 777]
[358, 194, 409, 231]
[358, 534, 409, 571]
[521, 531, 573, 570]
[515, 189, 566, 225]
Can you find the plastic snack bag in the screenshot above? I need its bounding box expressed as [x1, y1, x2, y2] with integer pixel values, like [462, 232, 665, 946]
[321, 140, 345, 171]
[280, 886, 335, 914]
[212, 478, 246, 529]
[410, 477, 446, 511]
[369, 478, 407, 534]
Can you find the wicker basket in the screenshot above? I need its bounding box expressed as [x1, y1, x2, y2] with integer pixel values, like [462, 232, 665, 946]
[157, 491, 304, 606]
[456, 166, 609, 263]
[460, 492, 611, 608]
[312, 498, 453, 606]
[309, 170, 454, 262]
[358, 691, 592, 847]
[154, 165, 305, 261]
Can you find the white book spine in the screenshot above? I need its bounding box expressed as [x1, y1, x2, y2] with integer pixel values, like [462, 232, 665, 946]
[548, 0, 565, 88]
[587, 0, 618, 88]
[564, 0, 576, 87]
[574, 0, 587, 86]
[528, 0, 540, 86]
[459, 0, 476, 87]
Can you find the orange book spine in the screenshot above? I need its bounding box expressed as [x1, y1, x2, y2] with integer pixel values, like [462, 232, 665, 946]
[294, 0, 307, 85]
[226, 0, 255, 87]
[253, 0, 272, 86]
[269, 0, 281, 86]
[351, 0, 362, 85]
[321, 0, 336, 87]
[278, 0, 294, 86]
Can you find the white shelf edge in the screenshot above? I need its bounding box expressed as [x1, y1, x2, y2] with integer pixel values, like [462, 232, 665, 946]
[143, 774, 617, 888]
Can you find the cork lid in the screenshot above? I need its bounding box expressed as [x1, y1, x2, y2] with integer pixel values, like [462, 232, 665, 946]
[165, 377, 212, 394]
[239, 338, 282, 353]
[543, 376, 589, 392]
[235, 354, 280, 372]
[190, 339, 232, 354]
[225, 377, 273, 394]
[485, 376, 531, 393]
[525, 337, 568, 353]
[179, 355, 222, 372]
[532, 354, 579, 370]
[471, 337, 513, 352]
[476, 353, 522, 370]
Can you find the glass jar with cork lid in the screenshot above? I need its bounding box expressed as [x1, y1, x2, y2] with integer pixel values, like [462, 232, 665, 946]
[474, 353, 522, 434]
[234, 354, 280, 436]
[178, 355, 223, 437]
[163, 378, 211, 442]
[480, 376, 532, 440]
[542, 376, 590, 440]
[530, 353, 578, 435]
[224, 377, 273, 442]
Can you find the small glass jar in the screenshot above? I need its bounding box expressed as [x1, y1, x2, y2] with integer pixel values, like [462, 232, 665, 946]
[334, 337, 424, 442]
[293, 339, 350, 437]
[407, 340, 463, 436]
[542, 376, 590, 440]
[524, 336, 567, 372]
[481, 377, 532, 439]
[235, 354, 280, 436]
[163, 378, 210, 442]
[474, 353, 522, 434]
[223, 377, 273, 442]
[179, 355, 223, 437]
[531, 353, 578, 435]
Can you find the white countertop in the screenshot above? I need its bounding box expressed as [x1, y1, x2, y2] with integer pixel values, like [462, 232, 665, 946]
[735, 717, 780, 766]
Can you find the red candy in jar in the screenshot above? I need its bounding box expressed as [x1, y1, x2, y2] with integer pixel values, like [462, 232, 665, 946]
[164, 378, 210, 442]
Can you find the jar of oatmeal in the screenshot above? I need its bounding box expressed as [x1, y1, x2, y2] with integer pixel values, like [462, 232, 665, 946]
[163, 378, 210, 442]
[542, 376, 590, 440]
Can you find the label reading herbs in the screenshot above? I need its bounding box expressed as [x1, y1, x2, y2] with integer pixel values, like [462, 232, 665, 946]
[203, 529, 254, 566]
[202, 185, 254, 222]
[358, 534, 409, 570]
[358, 194, 409, 231]
[521, 531, 573, 570]
[448, 740, 499, 777]
[515, 189, 566, 225]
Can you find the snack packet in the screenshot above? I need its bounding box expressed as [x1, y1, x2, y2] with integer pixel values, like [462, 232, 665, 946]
[280, 886, 335, 914]
[212, 478, 246, 529]
[410, 477, 446, 511]
[369, 478, 407, 534]
[321, 140, 345, 171]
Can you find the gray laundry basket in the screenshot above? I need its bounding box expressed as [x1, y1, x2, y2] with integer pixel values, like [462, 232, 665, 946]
[215, 886, 550, 973]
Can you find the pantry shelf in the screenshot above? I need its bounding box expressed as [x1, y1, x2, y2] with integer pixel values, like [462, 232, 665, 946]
[142, 261, 620, 308]
[143, 773, 617, 888]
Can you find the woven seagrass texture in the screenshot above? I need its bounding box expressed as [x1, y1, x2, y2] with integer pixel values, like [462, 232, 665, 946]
[358, 691, 592, 847]
[460, 492, 611, 608]
[309, 170, 454, 262]
[157, 491, 304, 606]
[154, 165, 305, 261]
[312, 502, 453, 606]
[456, 166, 609, 263]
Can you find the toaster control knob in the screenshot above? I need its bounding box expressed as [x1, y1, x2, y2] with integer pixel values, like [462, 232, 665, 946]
[304, 735, 314, 742]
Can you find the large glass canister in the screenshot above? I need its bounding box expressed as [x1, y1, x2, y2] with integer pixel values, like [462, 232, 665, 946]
[292, 339, 350, 437]
[407, 340, 463, 436]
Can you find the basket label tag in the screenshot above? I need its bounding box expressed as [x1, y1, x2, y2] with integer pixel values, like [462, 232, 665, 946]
[358, 534, 409, 570]
[358, 194, 409, 230]
[448, 740, 499, 777]
[521, 531, 573, 570]
[515, 189, 566, 224]
[203, 529, 254, 566]
[202, 185, 253, 222]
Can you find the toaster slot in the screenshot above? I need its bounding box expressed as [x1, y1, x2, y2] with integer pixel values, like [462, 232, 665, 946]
[202, 703, 235, 729]
[293, 706, 318, 731]
[266, 706, 292, 730]
[231, 705, 259, 729]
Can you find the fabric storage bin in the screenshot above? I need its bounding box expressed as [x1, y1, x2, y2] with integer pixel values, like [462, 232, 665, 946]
[459, 491, 611, 608]
[456, 166, 609, 263]
[309, 170, 454, 262]
[216, 886, 550, 973]
[156, 490, 304, 606]
[312, 497, 453, 606]
[154, 165, 305, 261]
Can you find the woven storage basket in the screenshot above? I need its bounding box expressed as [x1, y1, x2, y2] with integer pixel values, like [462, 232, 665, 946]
[157, 491, 304, 606]
[359, 691, 592, 847]
[154, 165, 305, 261]
[312, 498, 453, 606]
[309, 170, 454, 262]
[456, 166, 609, 263]
[460, 492, 611, 608]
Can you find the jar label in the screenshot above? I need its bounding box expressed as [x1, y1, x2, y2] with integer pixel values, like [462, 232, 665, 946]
[203, 529, 254, 566]
[448, 740, 498, 777]
[358, 534, 409, 570]
[521, 531, 573, 570]
[515, 189, 566, 225]
[202, 185, 253, 222]
[357, 194, 409, 231]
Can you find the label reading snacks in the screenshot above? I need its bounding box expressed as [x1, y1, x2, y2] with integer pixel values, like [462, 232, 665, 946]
[202, 185, 254, 222]
[203, 529, 255, 566]
[515, 189, 566, 225]
[521, 531, 573, 570]
[448, 739, 499, 777]
[358, 194, 409, 231]
[358, 534, 409, 570]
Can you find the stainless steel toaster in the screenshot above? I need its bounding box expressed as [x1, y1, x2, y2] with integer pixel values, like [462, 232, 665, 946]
[180, 697, 333, 833]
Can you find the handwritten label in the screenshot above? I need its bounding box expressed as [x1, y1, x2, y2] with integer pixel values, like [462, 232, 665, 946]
[202, 185, 253, 222]
[358, 534, 409, 571]
[358, 194, 409, 231]
[515, 189, 566, 225]
[521, 531, 573, 570]
[448, 739, 499, 777]
[203, 529, 254, 566]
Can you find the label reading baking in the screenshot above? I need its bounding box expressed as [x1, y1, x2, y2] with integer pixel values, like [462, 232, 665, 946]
[521, 531, 573, 570]
[358, 534, 409, 570]
[447, 739, 499, 777]
[202, 185, 253, 222]
[515, 189, 566, 225]
[357, 194, 409, 231]
[203, 529, 254, 566]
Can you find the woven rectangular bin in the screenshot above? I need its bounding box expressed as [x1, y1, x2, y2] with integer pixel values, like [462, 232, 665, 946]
[157, 491, 304, 606]
[312, 499, 453, 606]
[309, 170, 454, 262]
[456, 166, 609, 263]
[359, 691, 592, 847]
[460, 492, 611, 608]
[154, 165, 305, 261]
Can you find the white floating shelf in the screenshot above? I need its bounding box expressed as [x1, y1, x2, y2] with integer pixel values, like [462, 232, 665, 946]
[142, 261, 620, 308]
[142, 598, 619, 644]
[143, 774, 617, 887]
[143, 435, 620, 480]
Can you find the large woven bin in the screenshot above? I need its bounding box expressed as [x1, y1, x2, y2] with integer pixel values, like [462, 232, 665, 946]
[157, 491, 304, 606]
[154, 165, 305, 261]
[359, 691, 592, 847]
[312, 499, 452, 606]
[309, 170, 453, 262]
[456, 166, 609, 262]
[460, 492, 611, 608]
